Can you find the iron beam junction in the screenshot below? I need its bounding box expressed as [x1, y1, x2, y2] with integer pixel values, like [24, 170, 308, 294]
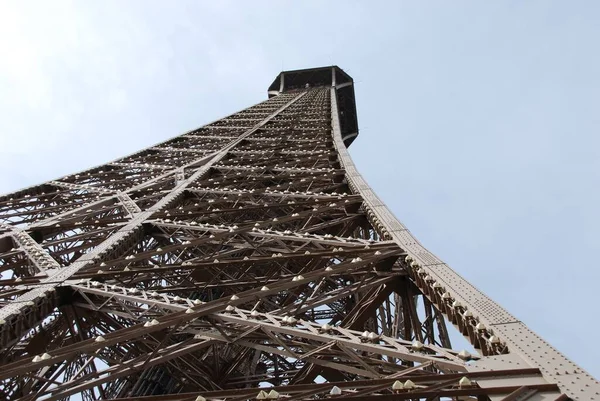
[0, 66, 596, 400]
[0, 92, 306, 346]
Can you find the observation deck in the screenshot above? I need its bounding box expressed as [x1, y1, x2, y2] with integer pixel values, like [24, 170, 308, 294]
[268, 66, 359, 147]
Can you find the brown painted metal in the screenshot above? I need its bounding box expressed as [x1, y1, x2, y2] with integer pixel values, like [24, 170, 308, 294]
[0, 66, 597, 401]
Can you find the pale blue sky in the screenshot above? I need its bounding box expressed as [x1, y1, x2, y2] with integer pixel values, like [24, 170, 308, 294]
[1, 1, 599, 378]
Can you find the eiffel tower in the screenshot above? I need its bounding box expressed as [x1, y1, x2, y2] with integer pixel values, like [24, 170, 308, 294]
[0, 66, 597, 401]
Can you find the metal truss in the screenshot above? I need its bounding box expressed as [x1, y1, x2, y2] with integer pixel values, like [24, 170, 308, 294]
[0, 66, 597, 401]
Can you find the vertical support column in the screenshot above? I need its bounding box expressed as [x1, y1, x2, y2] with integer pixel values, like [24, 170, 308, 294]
[279, 72, 285, 93]
[331, 67, 336, 87]
[329, 87, 600, 400]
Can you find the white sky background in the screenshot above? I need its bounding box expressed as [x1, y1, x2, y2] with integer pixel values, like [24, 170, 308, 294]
[1, 0, 599, 378]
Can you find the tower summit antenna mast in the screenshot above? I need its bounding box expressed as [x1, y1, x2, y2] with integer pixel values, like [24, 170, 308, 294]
[0, 66, 597, 400]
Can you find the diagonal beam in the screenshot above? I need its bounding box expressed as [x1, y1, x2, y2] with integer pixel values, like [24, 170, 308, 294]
[0, 92, 307, 343]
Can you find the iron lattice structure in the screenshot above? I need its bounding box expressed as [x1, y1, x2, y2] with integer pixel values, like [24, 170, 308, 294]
[0, 66, 598, 401]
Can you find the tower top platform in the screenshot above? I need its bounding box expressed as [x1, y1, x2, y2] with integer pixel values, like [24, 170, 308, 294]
[268, 66, 359, 146]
